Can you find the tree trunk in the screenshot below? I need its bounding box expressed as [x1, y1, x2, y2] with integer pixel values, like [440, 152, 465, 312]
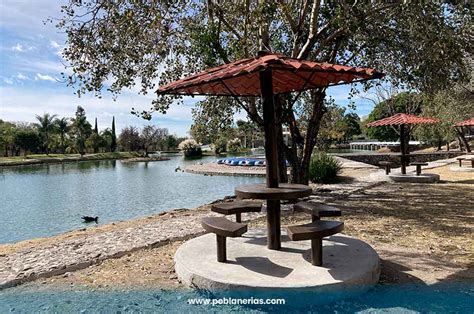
[284, 90, 326, 184]
[436, 139, 442, 151]
[455, 127, 471, 152]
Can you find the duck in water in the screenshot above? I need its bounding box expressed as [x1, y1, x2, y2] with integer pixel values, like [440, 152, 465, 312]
[81, 216, 99, 223]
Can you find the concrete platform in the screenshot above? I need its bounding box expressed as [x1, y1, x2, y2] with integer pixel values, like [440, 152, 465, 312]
[174, 229, 380, 296]
[450, 166, 474, 172]
[388, 173, 440, 183]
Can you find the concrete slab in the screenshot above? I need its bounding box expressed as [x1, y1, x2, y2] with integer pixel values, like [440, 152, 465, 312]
[174, 229, 380, 296]
[388, 173, 440, 183]
[450, 166, 474, 172]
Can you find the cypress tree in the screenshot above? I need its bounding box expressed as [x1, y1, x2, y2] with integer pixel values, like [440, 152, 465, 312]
[111, 116, 117, 152]
[94, 118, 98, 134]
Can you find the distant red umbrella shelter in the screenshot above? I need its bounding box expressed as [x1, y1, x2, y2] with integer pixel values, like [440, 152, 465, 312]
[455, 117, 474, 127]
[454, 117, 473, 152]
[157, 51, 383, 249]
[367, 113, 439, 174]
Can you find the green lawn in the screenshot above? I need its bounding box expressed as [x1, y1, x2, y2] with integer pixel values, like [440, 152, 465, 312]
[0, 152, 142, 166]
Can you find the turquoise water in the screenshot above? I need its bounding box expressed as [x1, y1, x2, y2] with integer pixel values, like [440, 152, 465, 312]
[0, 156, 263, 244]
[0, 282, 472, 313]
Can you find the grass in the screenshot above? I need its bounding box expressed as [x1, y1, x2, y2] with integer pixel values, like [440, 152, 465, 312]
[0, 152, 142, 166]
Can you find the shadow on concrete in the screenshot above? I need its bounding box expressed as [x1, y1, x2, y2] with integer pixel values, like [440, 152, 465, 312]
[233, 257, 294, 278]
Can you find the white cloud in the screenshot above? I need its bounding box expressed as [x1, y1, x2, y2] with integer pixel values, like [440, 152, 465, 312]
[35, 73, 57, 82]
[16, 73, 28, 80]
[50, 40, 61, 49]
[11, 43, 25, 52]
[2, 77, 13, 84]
[50, 40, 63, 56]
[10, 43, 35, 52]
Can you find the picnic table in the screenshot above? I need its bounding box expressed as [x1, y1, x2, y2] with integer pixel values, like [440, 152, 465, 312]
[235, 183, 312, 250]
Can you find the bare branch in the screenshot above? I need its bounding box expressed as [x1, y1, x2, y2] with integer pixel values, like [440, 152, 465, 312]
[297, 0, 321, 59]
[276, 0, 298, 34]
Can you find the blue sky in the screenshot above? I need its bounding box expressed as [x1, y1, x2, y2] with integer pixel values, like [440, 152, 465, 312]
[0, 0, 376, 136]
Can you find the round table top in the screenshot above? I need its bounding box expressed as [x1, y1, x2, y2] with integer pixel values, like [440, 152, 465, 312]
[235, 183, 312, 200]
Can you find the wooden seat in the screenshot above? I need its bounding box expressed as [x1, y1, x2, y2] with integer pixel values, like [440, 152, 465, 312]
[286, 220, 344, 266]
[379, 161, 392, 175]
[294, 201, 342, 222]
[463, 156, 474, 168]
[201, 217, 247, 262]
[410, 162, 428, 176]
[211, 200, 262, 222]
[456, 157, 465, 167]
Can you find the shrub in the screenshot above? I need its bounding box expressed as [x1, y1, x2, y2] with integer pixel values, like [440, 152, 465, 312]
[309, 152, 342, 183]
[178, 139, 202, 158]
[227, 138, 242, 153]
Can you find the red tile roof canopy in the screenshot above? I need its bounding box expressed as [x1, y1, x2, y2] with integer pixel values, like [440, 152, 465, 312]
[366, 113, 440, 127]
[455, 117, 474, 127]
[156, 52, 384, 97]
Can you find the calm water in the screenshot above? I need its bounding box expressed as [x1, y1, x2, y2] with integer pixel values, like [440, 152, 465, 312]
[0, 282, 472, 313]
[0, 156, 263, 244]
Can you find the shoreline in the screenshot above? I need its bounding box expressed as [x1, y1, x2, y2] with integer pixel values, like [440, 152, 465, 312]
[0, 152, 143, 168]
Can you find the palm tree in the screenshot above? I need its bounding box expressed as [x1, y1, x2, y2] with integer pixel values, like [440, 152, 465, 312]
[35, 113, 57, 155]
[55, 117, 70, 154]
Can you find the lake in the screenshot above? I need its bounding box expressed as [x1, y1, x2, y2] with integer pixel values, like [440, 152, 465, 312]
[0, 156, 263, 244]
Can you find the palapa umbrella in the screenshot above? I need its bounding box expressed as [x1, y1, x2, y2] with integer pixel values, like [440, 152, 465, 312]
[454, 117, 473, 153]
[454, 117, 474, 127]
[157, 51, 383, 249]
[367, 113, 439, 174]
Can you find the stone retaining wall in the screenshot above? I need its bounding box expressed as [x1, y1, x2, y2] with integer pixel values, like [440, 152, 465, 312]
[338, 152, 465, 167]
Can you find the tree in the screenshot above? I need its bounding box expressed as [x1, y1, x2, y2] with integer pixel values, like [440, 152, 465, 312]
[111, 116, 117, 152]
[35, 113, 57, 154]
[165, 135, 180, 150]
[100, 128, 114, 152]
[86, 132, 105, 153]
[14, 128, 40, 156]
[343, 113, 362, 142]
[56, 1, 472, 183]
[118, 126, 141, 151]
[0, 120, 17, 157]
[415, 85, 474, 152]
[91, 117, 99, 153]
[71, 106, 92, 156]
[55, 117, 70, 154]
[140, 125, 168, 156]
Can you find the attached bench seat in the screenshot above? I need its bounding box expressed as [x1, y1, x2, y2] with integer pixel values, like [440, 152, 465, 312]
[201, 216, 247, 262]
[410, 162, 428, 176]
[294, 201, 342, 222]
[211, 200, 262, 222]
[457, 156, 474, 168]
[379, 161, 393, 175]
[286, 220, 344, 266]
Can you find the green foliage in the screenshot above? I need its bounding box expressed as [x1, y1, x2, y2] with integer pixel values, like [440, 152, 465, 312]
[317, 104, 362, 148]
[309, 153, 342, 184]
[14, 128, 40, 156]
[86, 132, 105, 153]
[35, 113, 57, 154]
[70, 106, 92, 155]
[415, 80, 474, 148]
[226, 138, 242, 153]
[111, 116, 117, 152]
[365, 93, 422, 141]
